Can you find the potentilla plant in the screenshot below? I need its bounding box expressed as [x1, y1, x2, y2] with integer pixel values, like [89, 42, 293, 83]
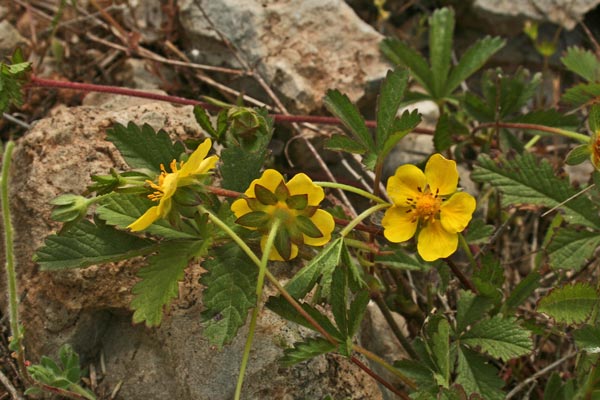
[3, 6, 600, 400]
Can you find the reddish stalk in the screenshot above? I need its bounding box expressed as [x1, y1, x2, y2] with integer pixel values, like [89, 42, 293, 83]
[27, 76, 435, 134]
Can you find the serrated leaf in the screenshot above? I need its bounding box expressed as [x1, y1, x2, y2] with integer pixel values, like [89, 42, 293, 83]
[456, 348, 504, 400]
[325, 134, 367, 154]
[471, 153, 600, 228]
[574, 325, 600, 353]
[434, 114, 453, 151]
[380, 38, 434, 95]
[193, 105, 217, 137]
[130, 240, 204, 326]
[324, 90, 373, 151]
[379, 109, 422, 159]
[456, 290, 494, 333]
[445, 36, 505, 96]
[431, 318, 451, 386]
[562, 83, 600, 107]
[537, 283, 598, 325]
[464, 219, 494, 244]
[376, 69, 409, 148]
[375, 249, 430, 271]
[561, 47, 600, 83]
[220, 145, 268, 193]
[428, 8, 454, 98]
[34, 218, 155, 270]
[502, 272, 541, 313]
[566, 144, 591, 166]
[200, 243, 258, 348]
[463, 91, 494, 122]
[546, 227, 600, 271]
[284, 237, 343, 299]
[96, 193, 199, 239]
[512, 109, 579, 131]
[0, 58, 31, 112]
[348, 290, 370, 337]
[281, 338, 336, 366]
[105, 122, 185, 172]
[461, 316, 532, 360]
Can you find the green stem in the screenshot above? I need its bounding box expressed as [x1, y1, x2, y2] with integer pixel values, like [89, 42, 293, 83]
[234, 220, 280, 400]
[474, 122, 590, 144]
[1, 141, 31, 385]
[340, 203, 389, 237]
[200, 207, 412, 397]
[343, 238, 378, 253]
[458, 233, 477, 269]
[314, 181, 387, 204]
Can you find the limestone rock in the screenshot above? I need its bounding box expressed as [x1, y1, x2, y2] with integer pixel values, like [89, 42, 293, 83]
[473, 0, 600, 30]
[178, 0, 389, 113]
[3, 97, 383, 399]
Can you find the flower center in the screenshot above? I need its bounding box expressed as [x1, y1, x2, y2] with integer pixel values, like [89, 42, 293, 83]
[413, 191, 441, 221]
[147, 159, 182, 202]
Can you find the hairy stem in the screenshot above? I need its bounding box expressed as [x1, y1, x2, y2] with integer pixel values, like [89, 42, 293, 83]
[474, 121, 590, 144]
[340, 203, 390, 238]
[314, 181, 387, 204]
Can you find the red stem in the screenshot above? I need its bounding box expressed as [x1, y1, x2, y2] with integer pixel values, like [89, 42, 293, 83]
[27, 76, 434, 134]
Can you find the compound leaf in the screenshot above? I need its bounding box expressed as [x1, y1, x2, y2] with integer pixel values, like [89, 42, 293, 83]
[324, 90, 373, 151]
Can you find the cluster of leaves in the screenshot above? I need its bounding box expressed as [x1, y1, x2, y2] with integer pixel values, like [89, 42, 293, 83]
[0, 48, 31, 113]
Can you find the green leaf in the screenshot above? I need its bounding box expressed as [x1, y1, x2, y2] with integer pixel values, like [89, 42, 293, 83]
[220, 145, 268, 193]
[325, 134, 367, 154]
[131, 240, 204, 327]
[284, 237, 343, 299]
[375, 249, 430, 271]
[434, 114, 453, 152]
[471, 153, 600, 228]
[472, 255, 504, 304]
[512, 109, 579, 131]
[201, 243, 258, 348]
[561, 47, 600, 83]
[193, 105, 218, 137]
[537, 283, 598, 325]
[323, 90, 373, 151]
[431, 318, 451, 386]
[562, 83, 600, 107]
[96, 193, 199, 239]
[445, 36, 505, 96]
[331, 265, 349, 341]
[376, 69, 409, 148]
[456, 348, 504, 400]
[429, 7, 455, 97]
[546, 227, 600, 271]
[464, 219, 494, 244]
[589, 104, 600, 133]
[34, 218, 155, 270]
[574, 324, 600, 353]
[566, 144, 591, 166]
[456, 290, 494, 333]
[380, 38, 434, 95]
[379, 110, 422, 159]
[0, 55, 31, 112]
[281, 338, 336, 366]
[502, 272, 541, 313]
[105, 122, 185, 172]
[348, 290, 370, 337]
[461, 316, 532, 360]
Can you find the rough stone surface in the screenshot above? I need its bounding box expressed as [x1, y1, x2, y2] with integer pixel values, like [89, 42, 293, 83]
[2, 96, 383, 400]
[473, 0, 600, 30]
[178, 0, 389, 113]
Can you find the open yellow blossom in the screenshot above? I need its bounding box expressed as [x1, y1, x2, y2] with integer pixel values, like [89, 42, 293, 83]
[231, 169, 335, 261]
[382, 154, 476, 262]
[128, 138, 218, 231]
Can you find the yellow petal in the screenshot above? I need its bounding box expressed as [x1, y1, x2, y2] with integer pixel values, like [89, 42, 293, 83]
[179, 138, 213, 177]
[381, 206, 418, 243]
[160, 172, 179, 201]
[231, 197, 253, 219]
[261, 235, 298, 261]
[417, 220, 458, 261]
[440, 192, 476, 233]
[128, 205, 161, 232]
[424, 154, 458, 196]
[387, 164, 426, 206]
[304, 209, 335, 246]
[287, 173, 324, 205]
[245, 169, 285, 197]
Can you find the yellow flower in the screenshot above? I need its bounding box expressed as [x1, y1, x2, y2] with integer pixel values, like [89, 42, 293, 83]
[128, 138, 218, 231]
[231, 169, 335, 261]
[382, 154, 476, 262]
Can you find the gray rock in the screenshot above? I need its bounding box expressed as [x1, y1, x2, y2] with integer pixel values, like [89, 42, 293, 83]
[0, 20, 27, 59]
[473, 0, 600, 30]
[2, 97, 383, 399]
[178, 0, 389, 113]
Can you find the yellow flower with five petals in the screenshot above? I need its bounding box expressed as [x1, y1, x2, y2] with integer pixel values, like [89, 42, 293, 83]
[128, 138, 218, 231]
[231, 169, 335, 261]
[382, 154, 476, 262]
